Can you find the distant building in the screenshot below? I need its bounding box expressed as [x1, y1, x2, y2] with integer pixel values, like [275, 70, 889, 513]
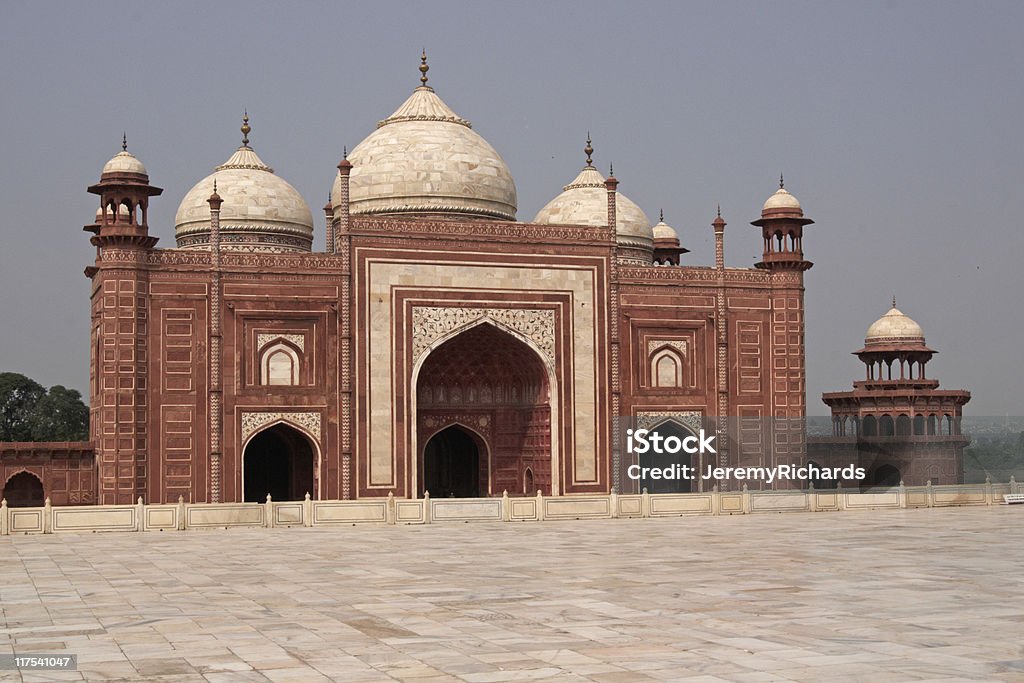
[808, 303, 970, 487]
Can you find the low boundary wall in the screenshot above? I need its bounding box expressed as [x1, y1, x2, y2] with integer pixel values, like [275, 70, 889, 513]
[1, 479, 1020, 536]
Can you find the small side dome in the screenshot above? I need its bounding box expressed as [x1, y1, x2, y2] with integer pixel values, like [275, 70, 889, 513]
[95, 205, 130, 222]
[761, 175, 803, 217]
[865, 304, 925, 345]
[100, 137, 148, 181]
[175, 115, 313, 252]
[102, 151, 148, 178]
[652, 212, 678, 241]
[533, 137, 652, 262]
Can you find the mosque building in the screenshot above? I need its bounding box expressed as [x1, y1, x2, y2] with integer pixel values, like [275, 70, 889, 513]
[2, 56, 818, 505]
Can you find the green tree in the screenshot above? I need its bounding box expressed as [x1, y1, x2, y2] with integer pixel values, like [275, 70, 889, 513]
[0, 372, 46, 441]
[29, 385, 89, 441]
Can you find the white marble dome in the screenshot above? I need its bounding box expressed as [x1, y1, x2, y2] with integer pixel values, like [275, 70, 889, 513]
[652, 215, 678, 241]
[762, 187, 802, 213]
[101, 150, 148, 178]
[865, 305, 925, 345]
[175, 143, 313, 252]
[533, 165, 653, 249]
[334, 81, 517, 220]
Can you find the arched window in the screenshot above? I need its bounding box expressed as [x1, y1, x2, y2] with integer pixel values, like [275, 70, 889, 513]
[913, 415, 925, 435]
[896, 414, 911, 436]
[651, 347, 684, 388]
[879, 415, 895, 437]
[260, 342, 300, 386]
[862, 415, 877, 437]
[523, 467, 534, 495]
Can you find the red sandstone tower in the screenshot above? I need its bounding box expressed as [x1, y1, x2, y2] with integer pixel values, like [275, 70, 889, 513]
[811, 302, 971, 486]
[85, 138, 163, 504]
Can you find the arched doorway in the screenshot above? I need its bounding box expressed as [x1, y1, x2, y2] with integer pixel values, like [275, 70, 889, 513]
[242, 423, 316, 502]
[873, 464, 901, 487]
[3, 471, 45, 507]
[637, 421, 694, 494]
[423, 425, 484, 498]
[416, 321, 552, 496]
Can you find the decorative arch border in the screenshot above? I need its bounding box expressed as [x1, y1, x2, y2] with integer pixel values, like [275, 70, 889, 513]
[636, 411, 703, 434]
[3, 468, 44, 488]
[239, 411, 324, 501]
[411, 306, 555, 371]
[410, 315, 560, 496]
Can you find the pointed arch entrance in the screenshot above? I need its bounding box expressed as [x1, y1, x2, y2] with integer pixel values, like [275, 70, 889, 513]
[415, 321, 554, 497]
[638, 420, 695, 494]
[3, 471, 45, 507]
[242, 423, 316, 502]
[423, 424, 487, 497]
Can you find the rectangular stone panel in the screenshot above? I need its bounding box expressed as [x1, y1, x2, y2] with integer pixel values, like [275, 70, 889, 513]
[52, 506, 137, 532]
[144, 506, 178, 530]
[543, 497, 611, 520]
[185, 504, 264, 528]
[313, 501, 387, 524]
[430, 498, 502, 521]
[650, 494, 714, 516]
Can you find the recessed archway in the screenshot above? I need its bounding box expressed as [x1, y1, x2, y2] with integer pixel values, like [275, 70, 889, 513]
[635, 420, 694, 494]
[423, 425, 486, 498]
[873, 464, 901, 487]
[416, 321, 552, 496]
[3, 471, 45, 507]
[242, 423, 316, 502]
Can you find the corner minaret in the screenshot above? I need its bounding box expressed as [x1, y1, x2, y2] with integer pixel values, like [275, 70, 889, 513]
[86, 137, 162, 505]
[752, 175, 812, 271]
[86, 136, 163, 249]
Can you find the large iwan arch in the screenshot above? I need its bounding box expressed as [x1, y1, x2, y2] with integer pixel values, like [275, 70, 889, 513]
[413, 320, 557, 497]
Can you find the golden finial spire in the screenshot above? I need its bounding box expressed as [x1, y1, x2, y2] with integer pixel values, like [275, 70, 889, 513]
[584, 132, 594, 167]
[659, 208, 664, 222]
[779, 173, 785, 189]
[419, 49, 429, 87]
[122, 132, 127, 152]
[241, 111, 251, 147]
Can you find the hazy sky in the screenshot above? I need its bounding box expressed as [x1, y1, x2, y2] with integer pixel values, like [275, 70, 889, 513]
[1, 1, 1021, 415]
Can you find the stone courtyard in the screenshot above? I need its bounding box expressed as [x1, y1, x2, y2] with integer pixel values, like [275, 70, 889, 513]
[1, 506, 1022, 682]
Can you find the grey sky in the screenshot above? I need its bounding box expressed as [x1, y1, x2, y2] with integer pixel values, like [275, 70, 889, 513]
[1, 1, 1021, 415]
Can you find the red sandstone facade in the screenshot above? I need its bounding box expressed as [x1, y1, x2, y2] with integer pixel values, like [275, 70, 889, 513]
[3, 72, 819, 506]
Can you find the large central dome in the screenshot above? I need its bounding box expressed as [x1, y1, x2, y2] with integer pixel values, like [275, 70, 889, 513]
[334, 56, 517, 221]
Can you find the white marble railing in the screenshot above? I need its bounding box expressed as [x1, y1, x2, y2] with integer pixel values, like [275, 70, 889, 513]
[1, 478, 1020, 536]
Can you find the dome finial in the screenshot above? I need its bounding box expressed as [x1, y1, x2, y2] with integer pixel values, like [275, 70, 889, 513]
[241, 111, 251, 147]
[717, 203, 722, 218]
[343, 145, 347, 159]
[584, 132, 594, 167]
[779, 172, 785, 189]
[213, 178, 217, 194]
[122, 132, 127, 152]
[892, 294, 897, 308]
[659, 208, 664, 222]
[609, 162, 614, 177]
[419, 49, 429, 87]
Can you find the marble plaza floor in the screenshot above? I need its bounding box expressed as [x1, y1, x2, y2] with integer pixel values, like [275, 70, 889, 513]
[1, 506, 1023, 682]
